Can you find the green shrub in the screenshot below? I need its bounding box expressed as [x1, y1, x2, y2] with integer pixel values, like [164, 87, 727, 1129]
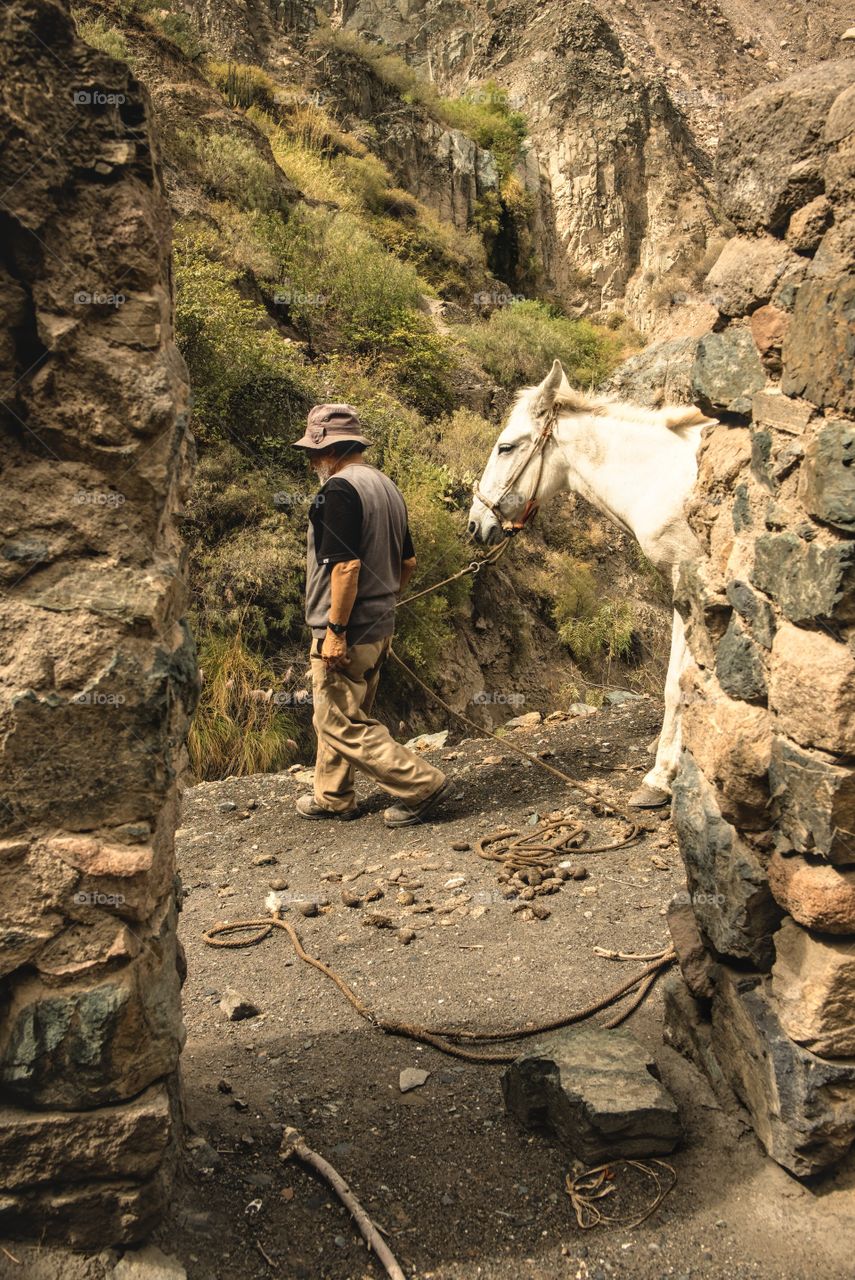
[182, 130, 285, 212]
[429, 407, 497, 496]
[452, 300, 620, 390]
[134, 0, 204, 59]
[74, 14, 131, 60]
[435, 82, 527, 180]
[547, 556, 635, 662]
[173, 228, 318, 455]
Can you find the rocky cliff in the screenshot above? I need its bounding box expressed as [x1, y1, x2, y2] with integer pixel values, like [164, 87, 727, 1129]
[185, 0, 855, 333]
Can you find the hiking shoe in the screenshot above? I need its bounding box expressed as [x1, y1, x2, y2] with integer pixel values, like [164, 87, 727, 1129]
[296, 794, 362, 821]
[383, 779, 451, 828]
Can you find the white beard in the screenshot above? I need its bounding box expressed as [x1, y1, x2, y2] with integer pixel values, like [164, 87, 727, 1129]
[315, 459, 337, 484]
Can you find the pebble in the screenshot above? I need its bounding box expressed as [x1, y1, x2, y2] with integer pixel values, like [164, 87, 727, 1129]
[572, 867, 589, 881]
[363, 885, 385, 902]
[444, 875, 467, 889]
[451, 841, 471, 852]
[251, 853, 277, 866]
[399, 1067, 430, 1092]
[396, 891, 416, 906]
[269, 877, 289, 890]
[217, 801, 237, 814]
[341, 890, 362, 908]
[362, 913, 395, 929]
[220, 990, 260, 1021]
[297, 900, 319, 918]
[398, 928, 417, 945]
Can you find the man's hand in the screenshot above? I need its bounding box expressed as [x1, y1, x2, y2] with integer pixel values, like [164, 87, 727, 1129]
[321, 627, 350, 669]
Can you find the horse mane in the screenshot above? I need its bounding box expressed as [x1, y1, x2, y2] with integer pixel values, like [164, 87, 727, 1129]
[521, 383, 712, 433]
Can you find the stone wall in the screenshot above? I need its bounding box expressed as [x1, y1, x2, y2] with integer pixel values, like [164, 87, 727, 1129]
[0, 0, 194, 1243]
[658, 59, 855, 1177]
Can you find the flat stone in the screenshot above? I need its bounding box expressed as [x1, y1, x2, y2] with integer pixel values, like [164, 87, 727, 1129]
[704, 236, 797, 317]
[399, 1067, 430, 1092]
[603, 335, 701, 407]
[716, 60, 855, 232]
[0, 1083, 174, 1188]
[603, 690, 643, 705]
[404, 730, 448, 752]
[769, 735, 855, 865]
[504, 711, 542, 729]
[715, 617, 768, 703]
[725, 579, 776, 648]
[219, 989, 260, 1021]
[501, 1025, 681, 1162]
[691, 328, 766, 417]
[672, 752, 781, 968]
[771, 918, 855, 1057]
[751, 387, 815, 435]
[113, 1245, 188, 1279]
[750, 532, 855, 625]
[769, 850, 855, 933]
[799, 420, 855, 531]
[712, 966, 855, 1176]
[769, 622, 855, 755]
[666, 897, 715, 999]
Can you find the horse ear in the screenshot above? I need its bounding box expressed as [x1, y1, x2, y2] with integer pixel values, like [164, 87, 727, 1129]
[531, 359, 566, 417]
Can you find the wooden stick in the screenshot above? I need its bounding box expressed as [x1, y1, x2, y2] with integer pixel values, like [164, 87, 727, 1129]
[280, 1128, 406, 1280]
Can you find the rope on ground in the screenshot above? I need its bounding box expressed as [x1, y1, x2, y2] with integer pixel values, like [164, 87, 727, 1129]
[202, 915, 675, 1063]
[280, 1127, 406, 1280]
[565, 1157, 677, 1230]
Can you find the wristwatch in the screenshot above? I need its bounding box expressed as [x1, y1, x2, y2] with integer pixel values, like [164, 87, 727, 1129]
[327, 621, 348, 636]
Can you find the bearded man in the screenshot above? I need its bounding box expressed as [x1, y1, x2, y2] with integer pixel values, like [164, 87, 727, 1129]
[292, 403, 450, 827]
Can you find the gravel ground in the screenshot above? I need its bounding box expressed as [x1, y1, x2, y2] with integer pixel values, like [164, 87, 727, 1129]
[3, 699, 853, 1280]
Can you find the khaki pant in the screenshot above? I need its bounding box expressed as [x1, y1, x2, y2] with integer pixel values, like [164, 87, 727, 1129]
[309, 635, 446, 813]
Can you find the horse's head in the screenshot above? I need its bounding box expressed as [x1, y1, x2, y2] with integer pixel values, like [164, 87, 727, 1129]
[468, 359, 568, 544]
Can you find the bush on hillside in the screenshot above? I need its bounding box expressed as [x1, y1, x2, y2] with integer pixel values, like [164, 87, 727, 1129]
[453, 300, 620, 390]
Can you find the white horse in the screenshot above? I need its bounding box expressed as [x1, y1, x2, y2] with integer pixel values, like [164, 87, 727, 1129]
[468, 358, 716, 808]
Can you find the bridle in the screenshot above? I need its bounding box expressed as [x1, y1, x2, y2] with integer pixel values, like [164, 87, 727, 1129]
[472, 407, 558, 535]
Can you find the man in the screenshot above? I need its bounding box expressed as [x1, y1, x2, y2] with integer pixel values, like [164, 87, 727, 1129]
[292, 403, 450, 828]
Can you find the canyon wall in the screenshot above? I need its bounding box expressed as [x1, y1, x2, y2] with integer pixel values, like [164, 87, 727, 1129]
[0, 0, 195, 1241]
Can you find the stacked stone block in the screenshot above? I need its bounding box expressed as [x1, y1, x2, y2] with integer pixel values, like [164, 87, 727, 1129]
[662, 59, 855, 1177]
[0, 0, 194, 1243]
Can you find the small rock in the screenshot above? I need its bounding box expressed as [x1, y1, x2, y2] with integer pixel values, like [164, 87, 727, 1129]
[220, 990, 260, 1021]
[341, 889, 362, 908]
[217, 801, 237, 814]
[398, 928, 417, 945]
[397, 890, 416, 906]
[444, 875, 467, 890]
[451, 841, 471, 852]
[505, 712, 542, 729]
[363, 885, 385, 902]
[252, 853, 277, 866]
[297, 900, 319, 918]
[572, 867, 589, 881]
[400, 1067, 431, 1092]
[362, 913, 395, 929]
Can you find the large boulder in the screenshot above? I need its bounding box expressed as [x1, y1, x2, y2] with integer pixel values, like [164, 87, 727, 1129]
[716, 60, 855, 233]
[691, 328, 765, 417]
[501, 1026, 681, 1162]
[769, 851, 855, 935]
[712, 967, 855, 1176]
[768, 622, 855, 755]
[769, 735, 855, 865]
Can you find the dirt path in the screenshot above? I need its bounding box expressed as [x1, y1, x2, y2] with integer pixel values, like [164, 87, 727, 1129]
[156, 699, 854, 1280]
[4, 699, 853, 1280]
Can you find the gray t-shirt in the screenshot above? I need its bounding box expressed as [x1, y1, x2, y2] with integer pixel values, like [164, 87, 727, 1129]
[305, 463, 413, 644]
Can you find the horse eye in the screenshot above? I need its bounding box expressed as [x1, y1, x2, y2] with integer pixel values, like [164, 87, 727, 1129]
[497, 443, 516, 454]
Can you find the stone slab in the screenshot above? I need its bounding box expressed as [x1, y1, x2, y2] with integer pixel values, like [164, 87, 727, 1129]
[502, 1025, 682, 1163]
